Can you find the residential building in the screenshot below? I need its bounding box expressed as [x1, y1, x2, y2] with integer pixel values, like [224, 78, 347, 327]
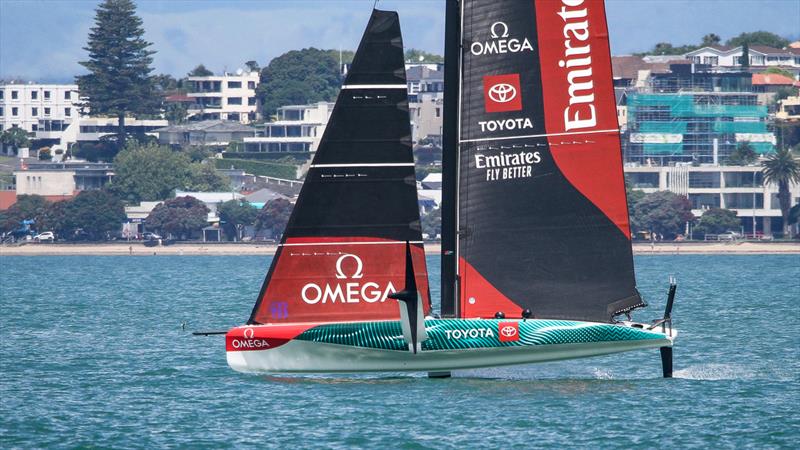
[186, 71, 260, 124]
[0, 82, 81, 135]
[242, 102, 334, 154]
[407, 65, 444, 143]
[34, 117, 167, 154]
[684, 45, 800, 74]
[624, 163, 800, 236]
[776, 95, 800, 121]
[153, 120, 255, 147]
[13, 161, 114, 197]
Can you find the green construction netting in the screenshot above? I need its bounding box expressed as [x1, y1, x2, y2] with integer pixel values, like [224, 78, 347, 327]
[712, 121, 769, 133]
[745, 142, 775, 154]
[639, 121, 688, 133]
[642, 143, 684, 154]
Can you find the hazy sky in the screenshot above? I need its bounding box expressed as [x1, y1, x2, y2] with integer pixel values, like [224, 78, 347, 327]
[1, 0, 798, 82]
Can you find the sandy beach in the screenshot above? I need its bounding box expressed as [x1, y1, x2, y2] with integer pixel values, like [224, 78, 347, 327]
[1, 241, 799, 256]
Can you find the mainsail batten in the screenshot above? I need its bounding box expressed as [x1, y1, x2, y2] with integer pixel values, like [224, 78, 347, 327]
[450, 0, 643, 323]
[248, 10, 431, 325]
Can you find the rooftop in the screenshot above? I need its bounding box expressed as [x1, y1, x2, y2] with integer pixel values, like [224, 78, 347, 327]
[153, 120, 255, 133]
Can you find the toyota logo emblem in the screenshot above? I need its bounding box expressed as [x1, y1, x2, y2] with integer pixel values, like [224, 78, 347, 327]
[500, 326, 517, 338]
[488, 83, 517, 103]
[243, 328, 255, 339]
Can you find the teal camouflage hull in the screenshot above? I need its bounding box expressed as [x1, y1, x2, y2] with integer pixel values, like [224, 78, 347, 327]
[227, 319, 674, 374]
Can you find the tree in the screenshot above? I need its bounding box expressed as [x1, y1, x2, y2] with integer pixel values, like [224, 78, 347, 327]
[1, 127, 32, 155]
[257, 48, 342, 116]
[762, 147, 800, 237]
[701, 33, 721, 47]
[186, 163, 229, 192]
[631, 191, 694, 240]
[739, 42, 750, 68]
[405, 49, 444, 63]
[77, 0, 158, 148]
[244, 60, 260, 72]
[64, 190, 125, 240]
[764, 67, 795, 79]
[254, 198, 292, 239]
[0, 194, 48, 233]
[111, 143, 194, 202]
[164, 102, 189, 124]
[694, 208, 741, 237]
[39, 200, 72, 239]
[152, 73, 179, 93]
[726, 31, 790, 49]
[726, 142, 759, 165]
[218, 199, 258, 241]
[145, 196, 209, 239]
[188, 64, 214, 77]
[421, 207, 441, 239]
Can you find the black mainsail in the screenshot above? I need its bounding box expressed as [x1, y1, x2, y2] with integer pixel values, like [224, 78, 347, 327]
[441, 0, 644, 323]
[248, 9, 431, 325]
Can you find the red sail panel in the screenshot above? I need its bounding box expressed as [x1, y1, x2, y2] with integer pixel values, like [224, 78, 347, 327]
[249, 238, 431, 324]
[455, 0, 643, 323]
[534, 0, 630, 238]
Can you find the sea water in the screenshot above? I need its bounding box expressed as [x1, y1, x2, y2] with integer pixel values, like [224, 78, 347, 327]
[1, 254, 798, 448]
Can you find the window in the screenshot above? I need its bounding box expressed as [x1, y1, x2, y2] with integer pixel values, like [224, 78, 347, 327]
[32, 107, 38, 116]
[12, 107, 18, 116]
[31, 124, 38, 131]
[248, 97, 257, 106]
[11, 91, 18, 100]
[65, 107, 71, 117]
[227, 81, 242, 89]
[0, 107, 3, 116]
[65, 91, 71, 100]
[247, 81, 256, 89]
[227, 97, 242, 105]
[44, 107, 51, 116]
[44, 91, 51, 100]
[0, 90, 3, 99]
[702, 56, 718, 65]
[435, 108, 441, 118]
[31, 91, 38, 100]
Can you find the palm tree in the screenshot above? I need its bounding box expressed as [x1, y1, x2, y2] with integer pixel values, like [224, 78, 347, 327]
[762, 147, 800, 237]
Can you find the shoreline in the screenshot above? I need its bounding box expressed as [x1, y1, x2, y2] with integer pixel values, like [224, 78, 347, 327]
[1, 241, 799, 256]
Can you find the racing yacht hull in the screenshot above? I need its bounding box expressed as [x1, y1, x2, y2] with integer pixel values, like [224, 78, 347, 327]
[226, 319, 674, 374]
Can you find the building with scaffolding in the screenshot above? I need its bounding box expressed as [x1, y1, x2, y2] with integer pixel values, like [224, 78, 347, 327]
[625, 65, 775, 164]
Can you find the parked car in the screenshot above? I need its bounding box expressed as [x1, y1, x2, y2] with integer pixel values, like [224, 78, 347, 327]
[718, 231, 742, 241]
[34, 232, 55, 242]
[142, 232, 162, 240]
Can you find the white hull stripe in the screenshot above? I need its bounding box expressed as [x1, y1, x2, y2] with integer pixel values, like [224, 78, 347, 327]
[310, 163, 415, 168]
[280, 240, 424, 247]
[459, 128, 620, 144]
[341, 84, 408, 90]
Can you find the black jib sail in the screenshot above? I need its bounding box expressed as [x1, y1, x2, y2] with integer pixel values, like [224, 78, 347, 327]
[248, 9, 431, 325]
[443, 0, 644, 323]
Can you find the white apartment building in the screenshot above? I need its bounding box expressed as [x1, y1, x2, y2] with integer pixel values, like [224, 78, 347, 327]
[35, 117, 167, 154]
[14, 161, 114, 197]
[243, 102, 334, 154]
[0, 82, 81, 134]
[624, 163, 800, 235]
[187, 71, 260, 124]
[410, 91, 443, 143]
[684, 45, 800, 72]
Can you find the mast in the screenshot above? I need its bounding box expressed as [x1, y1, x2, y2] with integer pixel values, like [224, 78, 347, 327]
[440, 0, 461, 318]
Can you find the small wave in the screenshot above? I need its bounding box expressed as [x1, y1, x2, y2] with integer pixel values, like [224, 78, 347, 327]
[592, 368, 614, 380]
[673, 363, 756, 380]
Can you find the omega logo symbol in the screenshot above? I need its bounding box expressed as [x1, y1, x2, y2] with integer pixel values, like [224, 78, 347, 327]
[488, 83, 518, 104]
[500, 326, 518, 338]
[490, 21, 509, 39]
[335, 254, 363, 279]
[243, 328, 255, 339]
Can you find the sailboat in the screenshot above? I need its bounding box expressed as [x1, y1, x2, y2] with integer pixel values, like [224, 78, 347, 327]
[220, 1, 677, 377]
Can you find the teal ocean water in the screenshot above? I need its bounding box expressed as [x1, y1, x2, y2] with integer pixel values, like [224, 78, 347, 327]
[1, 254, 798, 448]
